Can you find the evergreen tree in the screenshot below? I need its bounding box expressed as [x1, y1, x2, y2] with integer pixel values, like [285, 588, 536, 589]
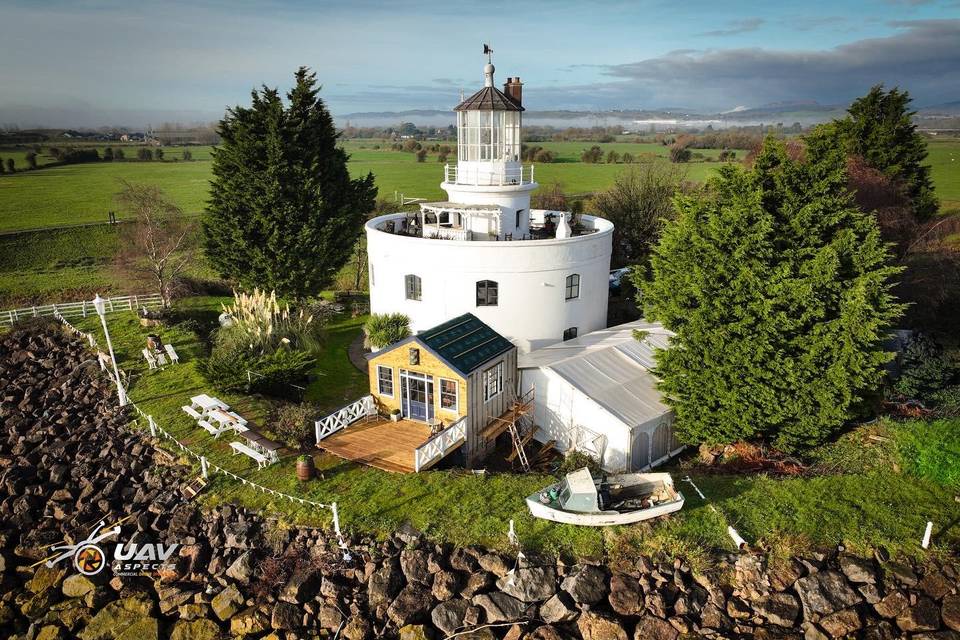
[204, 67, 376, 298]
[894, 334, 957, 401]
[808, 85, 937, 221]
[642, 137, 904, 451]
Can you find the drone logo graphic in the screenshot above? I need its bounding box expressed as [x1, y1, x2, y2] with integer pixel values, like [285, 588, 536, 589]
[45, 520, 121, 576]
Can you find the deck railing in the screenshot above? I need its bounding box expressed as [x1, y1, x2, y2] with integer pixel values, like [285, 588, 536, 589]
[413, 416, 467, 472]
[1, 293, 162, 327]
[315, 395, 376, 443]
[444, 164, 534, 187]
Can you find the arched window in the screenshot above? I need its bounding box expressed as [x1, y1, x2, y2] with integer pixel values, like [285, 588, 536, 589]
[565, 274, 580, 300]
[405, 274, 422, 301]
[476, 280, 498, 306]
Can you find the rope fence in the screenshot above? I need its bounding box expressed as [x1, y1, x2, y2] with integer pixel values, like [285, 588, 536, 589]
[51, 312, 351, 557]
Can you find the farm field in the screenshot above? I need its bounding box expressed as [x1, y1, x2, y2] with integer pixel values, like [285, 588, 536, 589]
[0, 141, 740, 232]
[2, 137, 957, 233]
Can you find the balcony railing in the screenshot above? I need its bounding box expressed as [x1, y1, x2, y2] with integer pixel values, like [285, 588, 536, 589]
[444, 164, 534, 187]
[414, 416, 468, 472]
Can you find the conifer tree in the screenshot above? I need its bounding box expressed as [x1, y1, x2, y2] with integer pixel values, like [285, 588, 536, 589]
[204, 67, 376, 298]
[642, 137, 904, 451]
[808, 85, 937, 221]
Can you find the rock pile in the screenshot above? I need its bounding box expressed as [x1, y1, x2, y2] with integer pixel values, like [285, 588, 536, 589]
[1, 326, 958, 639]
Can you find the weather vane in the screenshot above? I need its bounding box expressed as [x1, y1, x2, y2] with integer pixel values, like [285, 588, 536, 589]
[483, 43, 493, 63]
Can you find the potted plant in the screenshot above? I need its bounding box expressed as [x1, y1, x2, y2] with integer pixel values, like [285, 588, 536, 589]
[390, 408, 401, 422]
[296, 454, 315, 481]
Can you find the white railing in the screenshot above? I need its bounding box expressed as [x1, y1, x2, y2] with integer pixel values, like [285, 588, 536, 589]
[315, 395, 376, 443]
[1, 293, 163, 327]
[444, 164, 534, 187]
[414, 416, 468, 472]
[423, 226, 470, 241]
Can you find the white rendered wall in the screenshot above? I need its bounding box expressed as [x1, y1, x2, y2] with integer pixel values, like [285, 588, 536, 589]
[366, 211, 613, 353]
[519, 367, 678, 473]
[519, 368, 632, 472]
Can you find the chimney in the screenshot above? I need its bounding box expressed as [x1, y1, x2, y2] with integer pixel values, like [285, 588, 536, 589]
[503, 77, 522, 106]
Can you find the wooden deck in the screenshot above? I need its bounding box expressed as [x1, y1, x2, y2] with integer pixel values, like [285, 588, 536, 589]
[317, 417, 433, 473]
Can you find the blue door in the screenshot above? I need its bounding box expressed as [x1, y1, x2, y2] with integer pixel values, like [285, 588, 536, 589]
[401, 371, 434, 422]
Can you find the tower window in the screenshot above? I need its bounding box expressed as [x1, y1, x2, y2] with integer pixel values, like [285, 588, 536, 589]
[476, 280, 498, 306]
[405, 274, 422, 301]
[563, 327, 578, 341]
[565, 274, 581, 300]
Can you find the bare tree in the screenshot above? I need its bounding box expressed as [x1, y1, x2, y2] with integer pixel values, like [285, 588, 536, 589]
[115, 181, 196, 307]
[590, 164, 686, 267]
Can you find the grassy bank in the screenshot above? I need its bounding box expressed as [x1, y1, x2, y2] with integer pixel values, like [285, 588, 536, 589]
[67, 296, 960, 565]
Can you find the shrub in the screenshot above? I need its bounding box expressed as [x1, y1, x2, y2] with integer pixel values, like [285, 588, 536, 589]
[220, 288, 324, 354]
[270, 402, 319, 449]
[364, 313, 411, 349]
[893, 333, 957, 401]
[669, 145, 692, 163]
[200, 340, 315, 398]
[415, 149, 428, 162]
[556, 450, 602, 477]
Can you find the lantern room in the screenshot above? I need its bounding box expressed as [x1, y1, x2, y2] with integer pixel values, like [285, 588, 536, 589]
[450, 61, 527, 187]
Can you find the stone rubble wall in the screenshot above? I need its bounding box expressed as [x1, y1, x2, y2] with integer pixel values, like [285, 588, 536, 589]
[0, 325, 958, 640]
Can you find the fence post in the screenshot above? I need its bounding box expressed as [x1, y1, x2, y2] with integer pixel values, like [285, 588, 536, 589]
[133, 295, 139, 310]
[201, 456, 209, 479]
[148, 416, 157, 438]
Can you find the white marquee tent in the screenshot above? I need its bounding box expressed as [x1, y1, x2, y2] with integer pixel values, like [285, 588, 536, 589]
[518, 319, 683, 472]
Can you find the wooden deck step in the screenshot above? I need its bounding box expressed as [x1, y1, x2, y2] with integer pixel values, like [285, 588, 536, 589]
[181, 476, 208, 500]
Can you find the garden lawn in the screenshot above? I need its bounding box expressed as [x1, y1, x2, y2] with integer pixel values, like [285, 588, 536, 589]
[73, 297, 606, 557]
[69, 295, 960, 564]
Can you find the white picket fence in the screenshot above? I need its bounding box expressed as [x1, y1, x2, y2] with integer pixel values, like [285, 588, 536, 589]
[414, 416, 467, 472]
[1, 293, 163, 327]
[315, 395, 376, 442]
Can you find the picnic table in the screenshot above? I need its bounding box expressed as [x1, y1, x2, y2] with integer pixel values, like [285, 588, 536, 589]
[207, 408, 248, 428]
[230, 441, 269, 469]
[189, 394, 227, 414]
[237, 429, 282, 464]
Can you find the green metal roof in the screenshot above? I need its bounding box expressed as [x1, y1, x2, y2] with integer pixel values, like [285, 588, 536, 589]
[417, 313, 514, 376]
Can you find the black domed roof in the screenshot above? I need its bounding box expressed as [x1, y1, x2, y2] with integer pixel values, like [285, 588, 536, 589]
[454, 86, 523, 112]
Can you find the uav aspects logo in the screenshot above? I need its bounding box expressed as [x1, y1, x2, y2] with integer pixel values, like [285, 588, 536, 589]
[41, 518, 180, 577]
[45, 520, 120, 576]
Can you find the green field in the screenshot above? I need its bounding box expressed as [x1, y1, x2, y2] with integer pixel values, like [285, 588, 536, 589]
[0, 141, 741, 232]
[2, 137, 956, 233]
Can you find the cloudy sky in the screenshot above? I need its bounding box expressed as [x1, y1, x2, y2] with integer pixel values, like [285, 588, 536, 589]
[0, 0, 958, 127]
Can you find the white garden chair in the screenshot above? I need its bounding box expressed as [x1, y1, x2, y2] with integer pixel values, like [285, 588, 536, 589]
[164, 343, 180, 364]
[142, 348, 157, 369]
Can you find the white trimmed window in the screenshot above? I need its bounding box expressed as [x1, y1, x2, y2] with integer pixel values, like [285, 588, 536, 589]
[565, 274, 580, 300]
[483, 361, 503, 401]
[377, 365, 394, 397]
[439, 378, 458, 412]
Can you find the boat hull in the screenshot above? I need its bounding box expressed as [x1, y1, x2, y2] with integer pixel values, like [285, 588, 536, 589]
[525, 494, 684, 526]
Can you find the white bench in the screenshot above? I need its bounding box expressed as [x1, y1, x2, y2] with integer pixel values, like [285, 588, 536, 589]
[230, 441, 268, 469]
[198, 420, 221, 437]
[142, 348, 157, 369]
[181, 406, 202, 420]
[164, 344, 180, 364]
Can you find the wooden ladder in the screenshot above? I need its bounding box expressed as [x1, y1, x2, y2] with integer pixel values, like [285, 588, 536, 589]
[508, 420, 531, 471]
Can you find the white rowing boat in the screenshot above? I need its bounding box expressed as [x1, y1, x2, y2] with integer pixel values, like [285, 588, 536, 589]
[525, 467, 684, 526]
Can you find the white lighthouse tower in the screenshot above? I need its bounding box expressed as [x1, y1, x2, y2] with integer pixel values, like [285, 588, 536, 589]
[366, 49, 613, 352]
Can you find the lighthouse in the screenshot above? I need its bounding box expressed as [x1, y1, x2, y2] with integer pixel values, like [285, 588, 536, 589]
[365, 49, 614, 352]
